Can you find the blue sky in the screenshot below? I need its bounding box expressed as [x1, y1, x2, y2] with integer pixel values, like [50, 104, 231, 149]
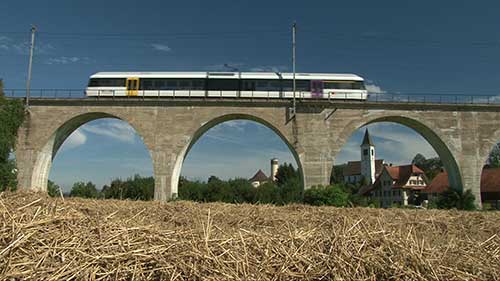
[1, 1, 499, 190]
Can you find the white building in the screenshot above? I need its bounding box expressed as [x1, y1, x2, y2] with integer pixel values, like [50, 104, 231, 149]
[360, 164, 428, 208]
[343, 129, 384, 185]
[250, 158, 280, 187]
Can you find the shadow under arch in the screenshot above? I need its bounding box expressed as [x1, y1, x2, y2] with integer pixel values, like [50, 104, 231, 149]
[31, 112, 154, 192]
[170, 113, 304, 196]
[336, 115, 463, 192]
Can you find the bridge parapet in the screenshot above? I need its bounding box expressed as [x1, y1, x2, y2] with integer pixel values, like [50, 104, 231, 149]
[5, 89, 500, 106]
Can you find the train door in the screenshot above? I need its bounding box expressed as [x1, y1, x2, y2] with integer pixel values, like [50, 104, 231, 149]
[311, 80, 324, 98]
[126, 78, 139, 96]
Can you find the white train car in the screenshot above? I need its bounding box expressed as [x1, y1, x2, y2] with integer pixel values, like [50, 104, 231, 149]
[85, 72, 368, 100]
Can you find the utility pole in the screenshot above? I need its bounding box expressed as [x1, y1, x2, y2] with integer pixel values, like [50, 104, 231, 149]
[291, 21, 297, 118]
[26, 25, 36, 107]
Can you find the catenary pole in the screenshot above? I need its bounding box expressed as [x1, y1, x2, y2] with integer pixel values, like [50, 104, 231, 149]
[292, 22, 296, 117]
[26, 25, 36, 107]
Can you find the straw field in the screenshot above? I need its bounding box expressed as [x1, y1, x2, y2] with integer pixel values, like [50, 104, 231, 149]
[1, 191, 499, 280]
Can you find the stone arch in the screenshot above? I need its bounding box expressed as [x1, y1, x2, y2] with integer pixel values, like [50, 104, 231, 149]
[30, 112, 154, 192]
[334, 115, 463, 192]
[169, 113, 304, 196]
[480, 128, 500, 167]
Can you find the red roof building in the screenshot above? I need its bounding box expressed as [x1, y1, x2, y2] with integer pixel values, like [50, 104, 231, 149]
[360, 164, 428, 207]
[425, 168, 500, 208]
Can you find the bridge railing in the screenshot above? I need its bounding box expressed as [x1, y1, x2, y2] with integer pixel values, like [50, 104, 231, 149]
[3, 89, 500, 105]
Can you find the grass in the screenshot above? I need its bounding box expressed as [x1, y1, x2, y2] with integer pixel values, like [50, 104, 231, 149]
[1, 191, 499, 280]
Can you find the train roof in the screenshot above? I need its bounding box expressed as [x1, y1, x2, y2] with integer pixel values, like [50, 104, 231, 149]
[90, 72, 364, 81]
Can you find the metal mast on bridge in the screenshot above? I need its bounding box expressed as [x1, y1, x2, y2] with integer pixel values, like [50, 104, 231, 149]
[26, 25, 36, 107]
[291, 21, 297, 118]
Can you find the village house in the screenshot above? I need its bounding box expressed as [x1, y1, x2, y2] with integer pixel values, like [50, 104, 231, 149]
[360, 164, 428, 207]
[424, 168, 500, 209]
[346, 129, 429, 207]
[249, 158, 279, 187]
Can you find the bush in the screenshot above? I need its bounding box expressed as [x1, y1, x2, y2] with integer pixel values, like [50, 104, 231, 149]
[47, 180, 61, 197]
[0, 93, 25, 191]
[70, 182, 98, 199]
[303, 185, 350, 207]
[254, 182, 282, 204]
[435, 189, 476, 210]
[102, 175, 154, 200]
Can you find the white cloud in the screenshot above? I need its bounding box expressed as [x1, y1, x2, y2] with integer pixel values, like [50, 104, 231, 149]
[61, 129, 87, 150]
[81, 120, 137, 144]
[365, 83, 386, 94]
[151, 43, 171, 52]
[45, 56, 90, 65]
[0, 36, 11, 43]
[10, 41, 55, 55]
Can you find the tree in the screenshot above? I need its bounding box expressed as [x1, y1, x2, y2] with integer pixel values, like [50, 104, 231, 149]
[70, 181, 98, 198]
[434, 189, 476, 210]
[303, 185, 350, 207]
[487, 143, 500, 168]
[330, 164, 346, 184]
[254, 182, 282, 204]
[411, 153, 443, 181]
[47, 180, 61, 197]
[101, 175, 154, 200]
[275, 163, 303, 203]
[0, 159, 17, 191]
[0, 87, 25, 191]
[178, 179, 208, 202]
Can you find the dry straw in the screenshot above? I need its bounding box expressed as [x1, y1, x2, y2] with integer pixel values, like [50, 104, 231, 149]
[1, 191, 499, 280]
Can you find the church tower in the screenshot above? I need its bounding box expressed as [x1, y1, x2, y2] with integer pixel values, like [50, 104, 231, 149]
[360, 129, 376, 185]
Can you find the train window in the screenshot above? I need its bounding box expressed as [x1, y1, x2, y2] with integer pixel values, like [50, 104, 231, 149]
[88, 78, 126, 87]
[325, 81, 365, 90]
[242, 80, 256, 91]
[165, 80, 177, 90]
[207, 79, 238, 90]
[179, 80, 191, 90]
[256, 80, 270, 91]
[282, 80, 310, 91]
[192, 80, 205, 90]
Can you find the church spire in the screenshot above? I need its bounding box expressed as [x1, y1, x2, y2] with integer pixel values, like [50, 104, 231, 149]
[361, 129, 375, 147]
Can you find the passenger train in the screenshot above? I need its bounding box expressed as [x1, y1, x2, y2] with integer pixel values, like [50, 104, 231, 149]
[85, 72, 368, 100]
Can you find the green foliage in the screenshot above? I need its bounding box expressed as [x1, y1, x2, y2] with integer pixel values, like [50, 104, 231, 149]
[179, 163, 303, 205]
[303, 185, 350, 207]
[70, 181, 98, 198]
[488, 143, 500, 168]
[434, 189, 476, 210]
[228, 178, 256, 203]
[178, 179, 208, 202]
[0, 159, 17, 191]
[330, 164, 346, 184]
[275, 163, 303, 203]
[254, 182, 282, 204]
[47, 180, 61, 197]
[412, 153, 443, 181]
[0, 91, 25, 191]
[101, 175, 154, 200]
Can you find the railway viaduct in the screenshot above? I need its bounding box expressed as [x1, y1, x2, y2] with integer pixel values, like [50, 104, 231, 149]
[15, 98, 500, 207]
